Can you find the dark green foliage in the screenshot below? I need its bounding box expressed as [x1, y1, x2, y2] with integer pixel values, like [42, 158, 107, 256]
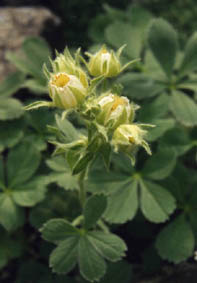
[0, 3, 197, 282]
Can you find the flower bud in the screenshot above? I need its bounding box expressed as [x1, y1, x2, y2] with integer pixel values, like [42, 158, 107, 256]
[49, 73, 87, 109]
[87, 46, 121, 77]
[52, 48, 88, 88]
[112, 124, 151, 155]
[96, 93, 136, 130]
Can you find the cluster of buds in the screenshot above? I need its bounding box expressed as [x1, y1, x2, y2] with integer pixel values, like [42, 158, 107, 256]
[26, 45, 152, 164]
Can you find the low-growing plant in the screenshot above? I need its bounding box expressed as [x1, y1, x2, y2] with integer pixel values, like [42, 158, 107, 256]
[0, 5, 197, 283]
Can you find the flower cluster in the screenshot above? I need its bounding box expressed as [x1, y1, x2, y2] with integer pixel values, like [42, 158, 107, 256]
[26, 45, 152, 166]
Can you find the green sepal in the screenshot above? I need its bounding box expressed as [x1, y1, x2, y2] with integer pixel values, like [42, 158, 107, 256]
[24, 101, 54, 111]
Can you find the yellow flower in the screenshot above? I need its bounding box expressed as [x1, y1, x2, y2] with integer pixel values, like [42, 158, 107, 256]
[49, 73, 87, 109]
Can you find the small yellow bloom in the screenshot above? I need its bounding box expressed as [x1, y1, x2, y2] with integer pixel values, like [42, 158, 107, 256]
[49, 73, 87, 109]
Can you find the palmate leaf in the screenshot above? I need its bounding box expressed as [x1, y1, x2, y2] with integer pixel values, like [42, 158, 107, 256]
[142, 148, 176, 180]
[117, 73, 164, 100]
[160, 127, 192, 156]
[40, 219, 127, 282]
[79, 236, 107, 282]
[170, 90, 197, 127]
[0, 98, 24, 120]
[46, 156, 79, 190]
[156, 214, 195, 263]
[138, 94, 170, 123]
[83, 195, 107, 230]
[147, 18, 178, 78]
[40, 219, 79, 243]
[12, 177, 47, 207]
[179, 32, 197, 76]
[50, 236, 79, 274]
[7, 142, 41, 187]
[104, 179, 138, 224]
[0, 71, 25, 98]
[146, 118, 175, 142]
[88, 166, 176, 225]
[0, 193, 25, 231]
[87, 231, 127, 262]
[0, 119, 24, 152]
[140, 180, 176, 223]
[105, 21, 142, 59]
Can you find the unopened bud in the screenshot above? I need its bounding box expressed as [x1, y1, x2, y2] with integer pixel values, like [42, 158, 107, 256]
[97, 93, 136, 130]
[87, 46, 121, 78]
[112, 124, 151, 155]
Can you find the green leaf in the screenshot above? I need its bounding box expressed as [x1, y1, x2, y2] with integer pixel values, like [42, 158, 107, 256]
[6, 52, 34, 75]
[144, 50, 166, 80]
[0, 98, 24, 120]
[156, 215, 195, 263]
[78, 236, 106, 282]
[12, 177, 47, 207]
[23, 79, 47, 94]
[105, 21, 142, 58]
[7, 143, 41, 187]
[147, 19, 178, 77]
[40, 219, 79, 243]
[161, 127, 192, 156]
[146, 118, 175, 142]
[142, 148, 176, 180]
[0, 193, 25, 231]
[104, 179, 138, 224]
[86, 170, 128, 194]
[117, 73, 164, 100]
[72, 152, 93, 175]
[138, 94, 170, 122]
[22, 37, 51, 72]
[0, 157, 5, 187]
[170, 90, 197, 126]
[0, 71, 25, 98]
[7, 37, 51, 82]
[140, 180, 176, 223]
[46, 156, 78, 190]
[55, 115, 80, 143]
[179, 32, 197, 76]
[50, 236, 78, 274]
[83, 195, 107, 230]
[0, 119, 24, 152]
[87, 231, 127, 262]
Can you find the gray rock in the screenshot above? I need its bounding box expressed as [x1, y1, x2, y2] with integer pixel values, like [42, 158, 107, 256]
[0, 7, 60, 81]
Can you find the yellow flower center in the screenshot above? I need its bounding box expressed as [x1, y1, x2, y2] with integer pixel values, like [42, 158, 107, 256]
[129, 136, 135, 144]
[111, 96, 126, 111]
[52, 74, 70, 87]
[101, 48, 108, 54]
